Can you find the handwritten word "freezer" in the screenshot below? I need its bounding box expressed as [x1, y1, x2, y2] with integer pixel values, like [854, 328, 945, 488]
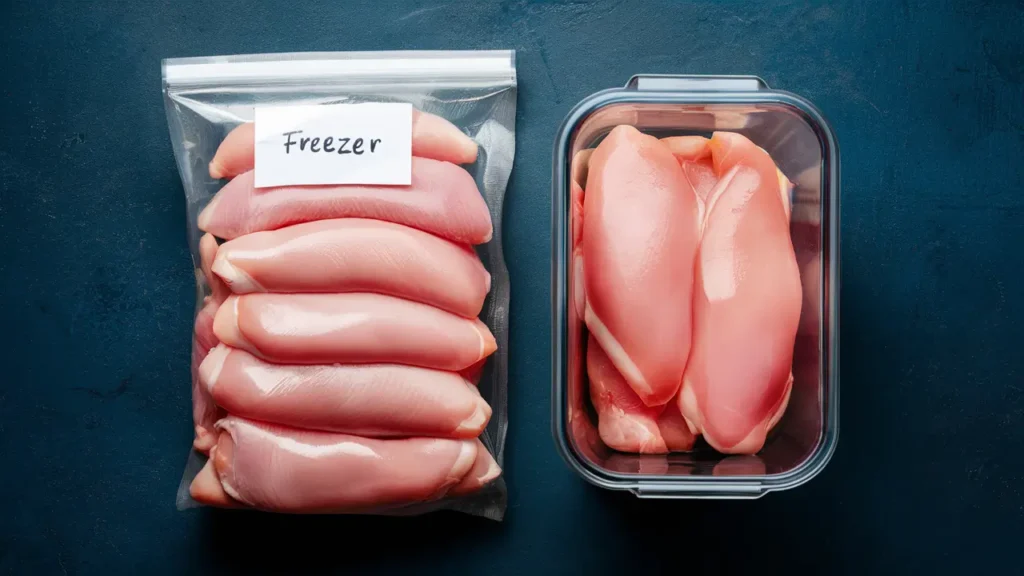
[282, 131, 382, 155]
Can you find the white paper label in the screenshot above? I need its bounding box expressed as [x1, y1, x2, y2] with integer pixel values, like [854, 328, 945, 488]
[253, 103, 412, 188]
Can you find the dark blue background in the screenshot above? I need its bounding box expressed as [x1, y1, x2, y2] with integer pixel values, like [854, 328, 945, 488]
[2, 1, 1023, 574]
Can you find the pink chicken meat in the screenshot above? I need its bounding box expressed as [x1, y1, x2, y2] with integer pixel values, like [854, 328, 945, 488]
[678, 132, 801, 454]
[587, 335, 669, 454]
[198, 157, 492, 244]
[587, 336, 696, 453]
[208, 109, 478, 180]
[212, 218, 491, 318]
[583, 125, 701, 407]
[192, 233, 229, 453]
[213, 293, 496, 371]
[661, 135, 718, 203]
[190, 417, 479, 512]
[199, 344, 491, 438]
[447, 439, 502, 496]
[570, 149, 591, 320]
[656, 397, 697, 452]
[568, 149, 593, 444]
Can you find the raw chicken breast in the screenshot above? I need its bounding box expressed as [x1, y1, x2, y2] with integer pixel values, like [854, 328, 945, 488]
[583, 125, 700, 407]
[199, 344, 490, 438]
[212, 218, 491, 318]
[407, 109, 480, 165]
[661, 135, 718, 203]
[199, 232, 230, 305]
[213, 293, 496, 371]
[660, 135, 709, 161]
[575, 145, 697, 454]
[198, 157, 492, 244]
[678, 132, 801, 455]
[190, 417, 478, 512]
[208, 110, 478, 179]
[460, 358, 487, 385]
[656, 396, 697, 452]
[587, 335, 669, 454]
[447, 439, 502, 496]
[570, 149, 591, 319]
[192, 233, 228, 453]
[191, 304, 219, 452]
[571, 148, 593, 245]
[568, 149, 591, 442]
[189, 458, 243, 508]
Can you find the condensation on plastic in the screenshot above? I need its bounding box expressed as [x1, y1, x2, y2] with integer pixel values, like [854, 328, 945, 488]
[551, 75, 840, 498]
[163, 50, 516, 520]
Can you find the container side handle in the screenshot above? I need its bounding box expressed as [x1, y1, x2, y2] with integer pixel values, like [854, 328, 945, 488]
[626, 74, 769, 92]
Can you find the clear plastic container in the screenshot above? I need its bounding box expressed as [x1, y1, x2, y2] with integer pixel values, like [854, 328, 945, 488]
[551, 75, 840, 498]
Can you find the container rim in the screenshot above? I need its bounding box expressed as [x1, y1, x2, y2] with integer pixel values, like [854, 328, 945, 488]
[550, 77, 841, 498]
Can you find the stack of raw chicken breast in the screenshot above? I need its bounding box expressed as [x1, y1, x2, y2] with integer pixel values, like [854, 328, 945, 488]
[574, 126, 802, 456]
[187, 111, 502, 512]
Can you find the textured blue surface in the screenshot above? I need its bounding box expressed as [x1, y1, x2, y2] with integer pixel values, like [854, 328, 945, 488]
[2, 1, 1023, 574]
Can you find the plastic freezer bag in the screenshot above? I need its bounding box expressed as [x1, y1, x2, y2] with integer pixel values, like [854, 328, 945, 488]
[163, 51, 516, 520]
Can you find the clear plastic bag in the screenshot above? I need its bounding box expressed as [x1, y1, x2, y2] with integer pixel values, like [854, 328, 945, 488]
[163, 50, 516, 520]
